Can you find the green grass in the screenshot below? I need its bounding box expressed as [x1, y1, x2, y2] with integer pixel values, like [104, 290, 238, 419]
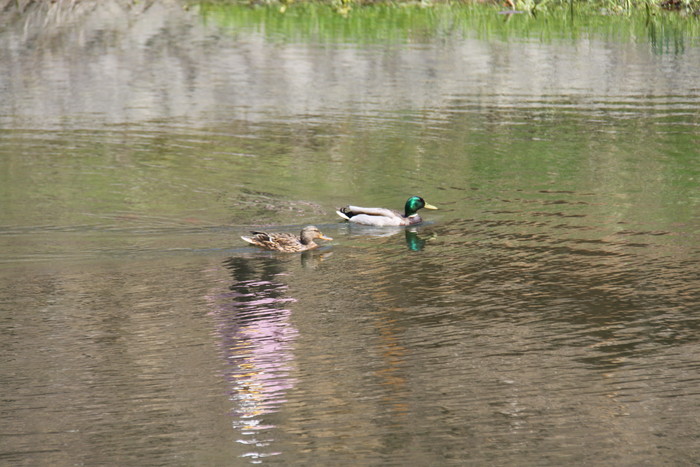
[195, 1, 700, 49]
[195, 0, 700, 15]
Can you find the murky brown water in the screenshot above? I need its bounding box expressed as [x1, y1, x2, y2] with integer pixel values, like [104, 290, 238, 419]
[1, 2, 699, 465]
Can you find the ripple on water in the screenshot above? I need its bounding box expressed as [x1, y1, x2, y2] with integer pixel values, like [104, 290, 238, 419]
[286, 185, 700, 463]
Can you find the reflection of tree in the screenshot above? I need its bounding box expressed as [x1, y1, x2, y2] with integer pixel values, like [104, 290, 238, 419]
[211, 256, 299, 461]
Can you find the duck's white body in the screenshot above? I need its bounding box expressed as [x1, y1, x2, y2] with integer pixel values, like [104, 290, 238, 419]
[336, 206, 417, 226]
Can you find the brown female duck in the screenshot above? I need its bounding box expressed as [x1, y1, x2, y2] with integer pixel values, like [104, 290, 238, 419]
[241, 226, 333, 252]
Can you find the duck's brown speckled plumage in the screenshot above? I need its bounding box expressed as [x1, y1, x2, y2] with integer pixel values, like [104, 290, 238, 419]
[241, 226, 332, 252]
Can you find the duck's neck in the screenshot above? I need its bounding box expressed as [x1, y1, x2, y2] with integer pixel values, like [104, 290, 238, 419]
[299, 233, 314, 245]
[405, 207, 422, 218]
[407, 214, 422, 225]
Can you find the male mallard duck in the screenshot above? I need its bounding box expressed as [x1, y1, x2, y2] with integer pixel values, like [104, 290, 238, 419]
[336, 196, 437, 227]
[241, 225, 333, 252]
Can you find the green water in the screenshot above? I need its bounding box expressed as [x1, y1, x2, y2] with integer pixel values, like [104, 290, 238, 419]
[1, 2, 699, 465]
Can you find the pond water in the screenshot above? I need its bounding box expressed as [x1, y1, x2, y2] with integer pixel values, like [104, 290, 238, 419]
[1, 2, 699, 465]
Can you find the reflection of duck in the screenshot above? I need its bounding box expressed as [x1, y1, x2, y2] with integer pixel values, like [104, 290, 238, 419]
[405, 229, 427, 251]
[300, 250, 333, 269]
[241, 226, 333, 252]
[336, 196, 437, 226]
[337, 222, 433, 251]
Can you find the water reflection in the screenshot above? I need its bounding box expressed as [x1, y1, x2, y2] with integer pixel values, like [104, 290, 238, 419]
[405, 228, 437, 251]
[416, 211, 700, 372]
[2, 2, 699, 464]
[212, 255, 299, 462]
[339, 224, 435, 251]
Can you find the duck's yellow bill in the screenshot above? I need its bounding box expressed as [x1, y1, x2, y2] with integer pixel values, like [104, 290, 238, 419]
[319, 235, 333, 241]
[424, 203, 438, 210]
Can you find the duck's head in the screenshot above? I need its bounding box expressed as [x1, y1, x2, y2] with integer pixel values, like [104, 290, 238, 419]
[404, 196, 438, 217]
[300, 226, 333, 244]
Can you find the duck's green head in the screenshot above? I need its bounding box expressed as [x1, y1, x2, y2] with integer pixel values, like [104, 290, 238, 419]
[404, 196, 438, 217]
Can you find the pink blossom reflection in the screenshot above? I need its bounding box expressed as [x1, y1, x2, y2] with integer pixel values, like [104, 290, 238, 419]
[210, 256, 299, 460]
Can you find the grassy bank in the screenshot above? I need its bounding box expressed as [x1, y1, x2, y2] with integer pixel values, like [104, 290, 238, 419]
[199, 0, 700, 16]
[195, 0, 700, 53]
[3, 0, 698, 51]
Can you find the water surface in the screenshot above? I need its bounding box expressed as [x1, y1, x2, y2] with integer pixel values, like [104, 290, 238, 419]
[1, 2, 699, 465]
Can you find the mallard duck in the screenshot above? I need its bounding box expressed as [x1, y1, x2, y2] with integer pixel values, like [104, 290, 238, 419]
[336, 196, 437, 227]
[241, 226, 333, 252]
